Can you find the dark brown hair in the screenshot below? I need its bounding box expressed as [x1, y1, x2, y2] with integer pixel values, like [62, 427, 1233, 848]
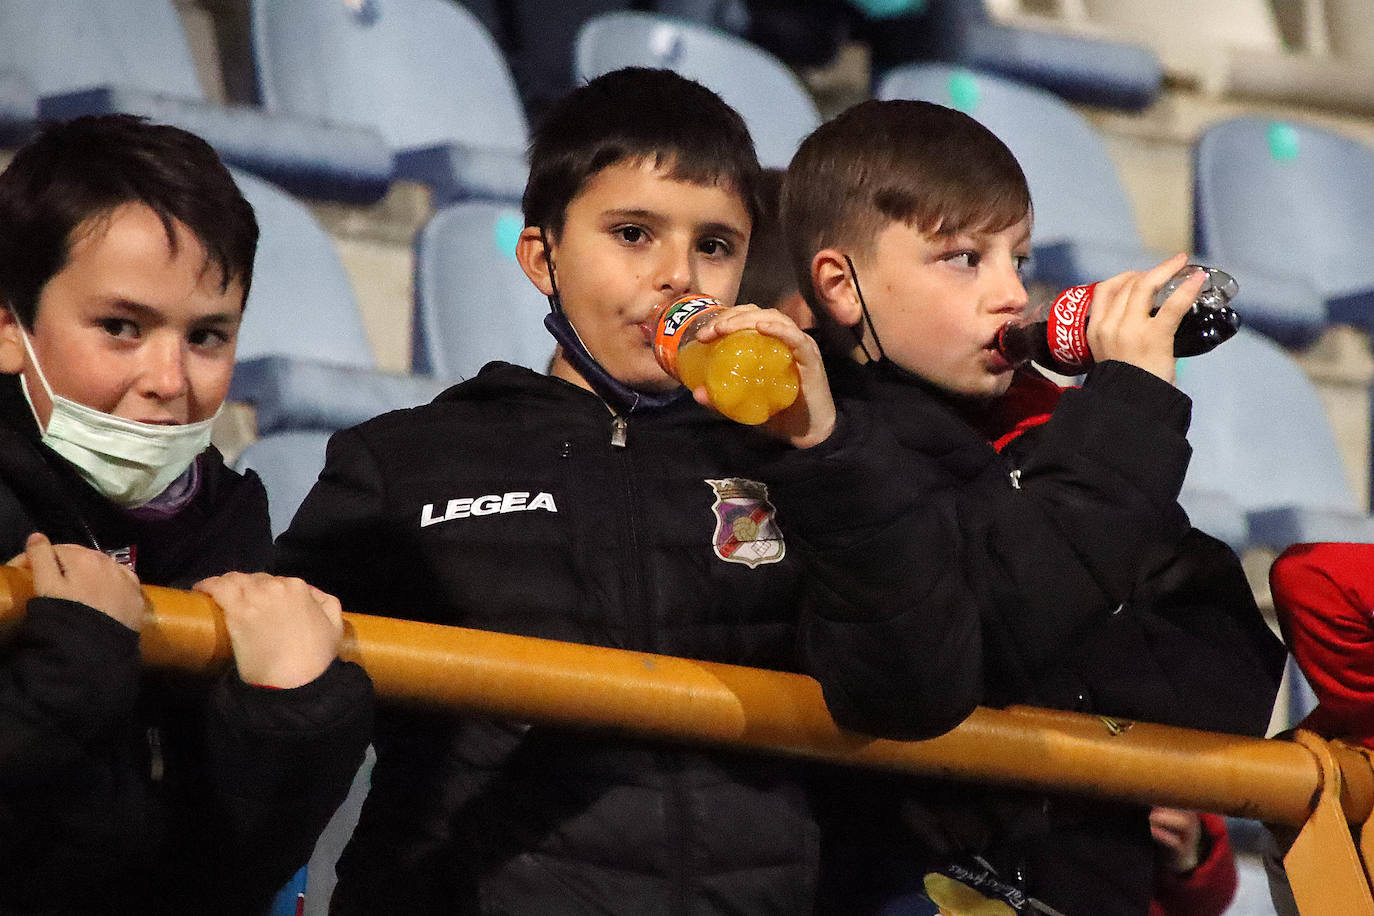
[522, 67, 762, 235]
[737, 168, 796, 309]
[0, 114, 257, 327]
[781, 99, 1031, 312]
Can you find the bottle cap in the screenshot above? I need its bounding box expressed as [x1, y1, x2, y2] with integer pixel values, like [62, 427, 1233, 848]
[652, 294, 725, 375]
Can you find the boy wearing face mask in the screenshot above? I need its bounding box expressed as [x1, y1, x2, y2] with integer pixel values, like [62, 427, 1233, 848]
[781, 100, 1281, 916]
[0, 115, 373, 915]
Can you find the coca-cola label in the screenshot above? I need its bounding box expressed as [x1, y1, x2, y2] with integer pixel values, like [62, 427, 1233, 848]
[1046, 283, 1095, 372]
[652, 294, 725, 374]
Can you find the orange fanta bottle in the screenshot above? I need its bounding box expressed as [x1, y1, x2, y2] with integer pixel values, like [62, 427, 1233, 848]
[652, 294, 800, 425]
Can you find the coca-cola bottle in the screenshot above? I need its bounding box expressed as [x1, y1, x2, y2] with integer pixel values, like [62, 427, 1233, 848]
[995, 265, 1240, 375]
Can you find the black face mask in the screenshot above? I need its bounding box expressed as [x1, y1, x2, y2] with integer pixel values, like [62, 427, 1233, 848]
[843, 254, 888, 364]
[843, 255, 942, 390]
[539, 228, 688, 415]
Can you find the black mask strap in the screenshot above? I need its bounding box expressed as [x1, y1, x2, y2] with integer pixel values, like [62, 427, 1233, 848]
[539, 228, 686, 414]
[843, 255, 887, 364]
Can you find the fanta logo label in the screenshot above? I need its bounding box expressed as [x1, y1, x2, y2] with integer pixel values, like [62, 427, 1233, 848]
[661, 297, 715, 337]
[420, 491, 557, 527]
[706, 478, 785, 568]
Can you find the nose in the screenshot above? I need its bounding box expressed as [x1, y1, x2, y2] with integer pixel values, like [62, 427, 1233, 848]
[138, 335, 189, 403]
[654, 239, 696, 298]
[990, 259, 1030, 316]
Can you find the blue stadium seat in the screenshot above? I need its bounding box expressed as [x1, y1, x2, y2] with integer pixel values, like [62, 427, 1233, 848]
[874, 0, 1163, 111]
[655, 0, 750, 34]
[0, 0, 394, 203]
[1175, 328, 1374, 551]
[235, 431, 334, 539]
[877, 64, 1163, 291]
[231, 170, 374, 372]
[574, 11, 823, 169]
[0, 69, 35, 141]
[266, 864, 307, 916]
[1194, 117, 1374, 346]
[413, 202, 554, 380]
[229, 167, 448, 430]
[250, 0, 528, 205]
[228, 169, 447, 532]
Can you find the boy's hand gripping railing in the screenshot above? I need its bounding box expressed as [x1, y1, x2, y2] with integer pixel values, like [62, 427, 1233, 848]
[1, 566, 1371, 913]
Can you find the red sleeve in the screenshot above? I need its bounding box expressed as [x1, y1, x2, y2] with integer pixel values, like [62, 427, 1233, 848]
[1152, 813, 1237, 916]
[1271, 542, 1374, 745]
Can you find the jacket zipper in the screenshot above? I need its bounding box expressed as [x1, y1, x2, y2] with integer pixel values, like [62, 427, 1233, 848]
[608, 411, 692, 912]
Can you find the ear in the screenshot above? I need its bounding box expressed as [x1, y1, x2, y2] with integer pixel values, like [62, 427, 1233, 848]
[810, 248, 862, 329]
[0, 306, 25, 375]
[515, 226, 555, 297]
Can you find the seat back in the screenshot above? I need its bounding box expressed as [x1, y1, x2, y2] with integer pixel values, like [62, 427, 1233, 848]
[877, 64, 1144, 284]
[1176, 327, 1358, 515]
[231, 169, 374, 369]
[250, 0, 526, 155]
[574, 11, 822, 168]
[1083, 0, 1285, 54]
[236, 430, 334, 538]
[1194, 117, 1374, 307]
[0, 0, 203, 98]
[413, 202, 553, 380]
[1325, 0, 1374, 61]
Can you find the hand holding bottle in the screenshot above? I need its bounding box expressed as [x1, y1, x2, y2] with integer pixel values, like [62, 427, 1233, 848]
[653, 295, 836, 447]
[1087, 254, 1211, 384]
[995, 254, 1239, 383]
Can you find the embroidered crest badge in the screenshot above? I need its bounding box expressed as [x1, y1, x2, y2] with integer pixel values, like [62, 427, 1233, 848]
[706, 478, 785, 568]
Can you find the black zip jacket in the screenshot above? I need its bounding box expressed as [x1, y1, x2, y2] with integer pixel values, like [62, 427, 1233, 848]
[275, 362, 982, 916]
[807, 359, 1284, 916]
[0, 377, 373, 915]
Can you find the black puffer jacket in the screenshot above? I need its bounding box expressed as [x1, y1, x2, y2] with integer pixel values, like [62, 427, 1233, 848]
[276, 362, 981, 916]
[0, 377, 373, 915]
[806, 359, 1284, 916]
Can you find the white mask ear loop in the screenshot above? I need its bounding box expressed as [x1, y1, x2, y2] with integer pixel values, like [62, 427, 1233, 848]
[11, 313, 58, 434]
[8, 309, 218, 507]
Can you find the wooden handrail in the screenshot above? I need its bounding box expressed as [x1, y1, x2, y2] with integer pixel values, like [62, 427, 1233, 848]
[0, 566, 1343, 827]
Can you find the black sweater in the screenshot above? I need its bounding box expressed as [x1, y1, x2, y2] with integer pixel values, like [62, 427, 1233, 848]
[0, 377, 373, 915]
[276, 362, 982, 916]
[811, 359, 1284, 916]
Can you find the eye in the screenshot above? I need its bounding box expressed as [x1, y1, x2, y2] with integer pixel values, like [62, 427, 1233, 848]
[613, 225, 647, 245]
[189, 327, 232, 350]
[1014, 254, 1031, 276]
[98, 317, 139, 340]
[697, 237, 734, 258]
[944, 251, 979, 269]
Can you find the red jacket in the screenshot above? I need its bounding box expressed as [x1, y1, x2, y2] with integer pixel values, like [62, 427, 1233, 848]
[1271, 541, 1374, 746]
[1149, 813, 1238, 916]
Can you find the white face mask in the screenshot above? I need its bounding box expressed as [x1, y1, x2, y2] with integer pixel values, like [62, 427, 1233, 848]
[14, 317, 218, 508]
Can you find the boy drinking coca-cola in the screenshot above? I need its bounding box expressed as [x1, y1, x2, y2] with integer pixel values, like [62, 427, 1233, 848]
[782, 98, 1282, 916]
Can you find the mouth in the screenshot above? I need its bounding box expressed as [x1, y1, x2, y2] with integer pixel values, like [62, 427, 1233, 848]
[983, 335, 1012, 372]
